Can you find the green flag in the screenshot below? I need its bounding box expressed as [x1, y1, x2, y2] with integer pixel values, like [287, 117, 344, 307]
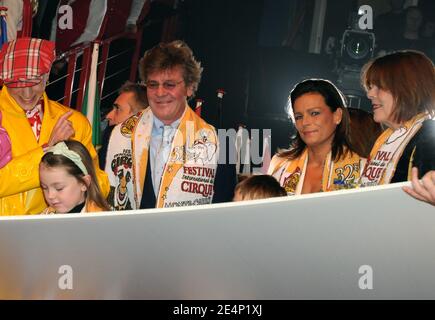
[81, 43, 101, 147]
[82, 82, 101, 147]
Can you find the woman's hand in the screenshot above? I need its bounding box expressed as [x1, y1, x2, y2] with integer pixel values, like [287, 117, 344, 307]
[403, 168, 435, 206]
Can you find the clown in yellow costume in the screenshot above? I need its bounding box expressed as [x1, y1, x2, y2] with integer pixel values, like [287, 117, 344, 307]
[0, 38, 108, 215]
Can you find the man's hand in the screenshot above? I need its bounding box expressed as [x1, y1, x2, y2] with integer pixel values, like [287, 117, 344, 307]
[47, 110, 75, 147]
[403, 167, 435, 206]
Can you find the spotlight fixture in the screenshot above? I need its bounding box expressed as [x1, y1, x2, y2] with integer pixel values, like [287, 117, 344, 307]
[340, 30, 375, 68]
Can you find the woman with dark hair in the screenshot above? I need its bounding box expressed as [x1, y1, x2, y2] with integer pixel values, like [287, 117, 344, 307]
[267, 79, 365, 195]
[359, 50, 435, 187]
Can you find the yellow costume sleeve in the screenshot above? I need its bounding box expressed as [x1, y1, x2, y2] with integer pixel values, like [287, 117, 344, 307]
[0, 147, 44, 197]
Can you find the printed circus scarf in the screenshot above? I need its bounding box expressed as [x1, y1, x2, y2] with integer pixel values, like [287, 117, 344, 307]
[105, 106, 219, 210]
[268, 148, 364, 195]
[359, 113, 428, 187]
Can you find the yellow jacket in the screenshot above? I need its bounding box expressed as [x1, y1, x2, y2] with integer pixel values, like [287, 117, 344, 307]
[0, 86, 109, 215]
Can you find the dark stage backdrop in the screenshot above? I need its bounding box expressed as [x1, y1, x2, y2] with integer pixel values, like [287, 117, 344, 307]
[179, 0, 336, 152]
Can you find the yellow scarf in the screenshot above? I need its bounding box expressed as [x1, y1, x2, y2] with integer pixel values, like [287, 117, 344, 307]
[268, 148, 364, 195]
[359, 113, 428, 186]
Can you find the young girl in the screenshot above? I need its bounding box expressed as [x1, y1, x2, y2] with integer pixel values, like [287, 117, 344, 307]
[39, 140, 110, 214]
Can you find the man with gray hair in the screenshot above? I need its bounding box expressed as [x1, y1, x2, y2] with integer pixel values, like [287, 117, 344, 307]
[104, 40, 235, 210]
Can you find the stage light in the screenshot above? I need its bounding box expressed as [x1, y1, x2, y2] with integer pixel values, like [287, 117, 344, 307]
[340, 30, 375, 69]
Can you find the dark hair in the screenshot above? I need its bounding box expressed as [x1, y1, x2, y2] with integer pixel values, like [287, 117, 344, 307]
[139, 40, 203, 97]
[281, 79, 356, 161]
[348, 108, 383, 158]
[119, 81, 148, 112]
[361, 50, 435, 124]
[234, 175, 287, 200]
[40, 140, 110, 211]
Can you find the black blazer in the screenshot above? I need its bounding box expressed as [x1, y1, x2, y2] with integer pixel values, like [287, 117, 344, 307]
[98, 124, 115, 170]
[391, 120, 435, 183]
[139, 140, 237, 209]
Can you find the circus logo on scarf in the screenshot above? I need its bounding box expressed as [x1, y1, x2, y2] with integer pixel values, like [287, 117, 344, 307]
[185, 129, 217, 165]
[332, 163, 360, 190]
[108, 150, 133, 210]
[170, 145, 186, 163]
[120, 113, 141, 138]
[282, 167, 301, 195]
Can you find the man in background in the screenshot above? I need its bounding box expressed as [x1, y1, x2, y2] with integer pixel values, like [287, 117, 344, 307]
[99, 81, 148, 169]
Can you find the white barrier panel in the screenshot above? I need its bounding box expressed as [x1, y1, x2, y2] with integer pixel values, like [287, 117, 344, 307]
[0, 182, 434, 299]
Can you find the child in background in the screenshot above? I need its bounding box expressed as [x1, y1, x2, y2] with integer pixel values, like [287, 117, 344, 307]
[233, 175, 287, 201]
[39, 140, 110, 214]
